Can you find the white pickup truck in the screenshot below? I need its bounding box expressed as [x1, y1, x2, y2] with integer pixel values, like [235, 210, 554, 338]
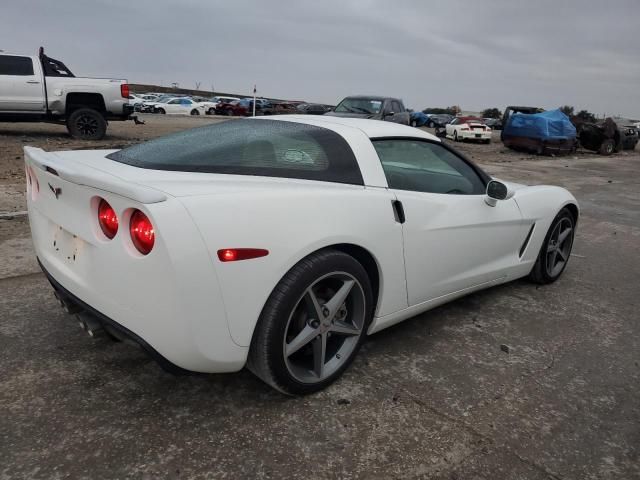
[0, 48, 135, 140]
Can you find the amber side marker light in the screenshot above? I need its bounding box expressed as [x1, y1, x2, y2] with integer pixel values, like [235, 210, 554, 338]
[217, 248, 269, 262]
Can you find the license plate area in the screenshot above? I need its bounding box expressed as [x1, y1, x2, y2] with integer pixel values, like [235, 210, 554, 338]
[475, 133, 481, 138]
[52, 225, 84, 263]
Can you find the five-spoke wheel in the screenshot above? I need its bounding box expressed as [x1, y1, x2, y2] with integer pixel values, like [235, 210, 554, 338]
[248, 249, 373, 395]
[530, 207, 576, 283]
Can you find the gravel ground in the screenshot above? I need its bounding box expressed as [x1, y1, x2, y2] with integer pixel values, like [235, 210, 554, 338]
[1, 115, 639, 479]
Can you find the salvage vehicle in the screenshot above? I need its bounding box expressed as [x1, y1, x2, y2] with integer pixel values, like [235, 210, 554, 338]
[153, 97, 206, 115]
[501, 107, 576, 155]
[326, 95, 410, 125]
[419, 113, 454, 128]
[483, 118, 502, 130]
[575, 118, 638, 155]
[0, 48, 135, 140]
[445, 117, 492, 143]
[25, 116, 578, 395]
[296, 103, 332, 115]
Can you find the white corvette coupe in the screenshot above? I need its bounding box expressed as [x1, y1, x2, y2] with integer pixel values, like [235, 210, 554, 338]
[25, 116, 578, 394]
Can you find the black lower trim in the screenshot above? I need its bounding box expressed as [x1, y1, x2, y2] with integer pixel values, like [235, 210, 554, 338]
[37, 258, 191, 375]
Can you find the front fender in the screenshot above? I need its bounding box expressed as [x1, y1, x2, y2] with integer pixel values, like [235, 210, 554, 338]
[513, 185, 579, 263]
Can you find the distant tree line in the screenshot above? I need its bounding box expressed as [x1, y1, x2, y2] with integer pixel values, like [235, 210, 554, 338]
[560, 105, 597, 123]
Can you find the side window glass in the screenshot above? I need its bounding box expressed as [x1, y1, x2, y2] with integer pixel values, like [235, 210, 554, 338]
[373, 140, 485, 195]
[0, 55, 34, 76]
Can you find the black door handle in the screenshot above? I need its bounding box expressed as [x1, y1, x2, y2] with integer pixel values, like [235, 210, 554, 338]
[392, 200, 405, 224]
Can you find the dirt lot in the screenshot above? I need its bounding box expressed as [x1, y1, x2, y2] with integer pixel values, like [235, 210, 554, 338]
[1, 116, 639, 479]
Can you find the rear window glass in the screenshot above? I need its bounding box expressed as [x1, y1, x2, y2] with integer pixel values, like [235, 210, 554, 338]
[0, 55, 34, 76]
[107, 119, 364, 185]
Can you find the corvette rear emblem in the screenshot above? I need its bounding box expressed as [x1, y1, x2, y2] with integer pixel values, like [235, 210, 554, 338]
[48, 183, 62, 199]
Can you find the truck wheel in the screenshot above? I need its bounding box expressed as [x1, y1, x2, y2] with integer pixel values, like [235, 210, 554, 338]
[599, 139, 614, 155]
[66, 108, 107, 140]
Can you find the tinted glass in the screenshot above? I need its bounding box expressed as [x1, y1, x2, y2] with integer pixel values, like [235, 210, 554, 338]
[373, 139, 485, 195]
[0, 55, 34, 76]
[108, 119, 364, 185]
[335, 97, 383, 114]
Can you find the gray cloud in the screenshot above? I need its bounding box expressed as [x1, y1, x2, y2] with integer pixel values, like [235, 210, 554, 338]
[2, 0, 638, 117]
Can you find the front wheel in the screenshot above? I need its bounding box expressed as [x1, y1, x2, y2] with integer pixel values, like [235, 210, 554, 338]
[66, 108, 107, 140]
[190, 109, 200, 116]
[248, 250, 373, 395]
[207, 107, 215, 115]
[156, 108, 166, 114]
[529, 208, 575, 284]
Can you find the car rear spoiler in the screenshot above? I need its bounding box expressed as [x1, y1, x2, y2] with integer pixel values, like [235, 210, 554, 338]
[24, 146, 167, 204]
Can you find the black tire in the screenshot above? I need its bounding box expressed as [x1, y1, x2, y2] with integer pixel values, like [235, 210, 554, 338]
[410, 120, 417, 127]
[599, 139, 614, 155]
[428, 121, 435, 128]
[454, 131, 459, 142]
[156, 108, 166, 115]
[529, 208, 575, 284]
[190, 109, 199, 116]
[247, 249, 374, 395]
[66, 108, 107, 140]
[225, 109, 233, 116]
[207, 107, 215, 115]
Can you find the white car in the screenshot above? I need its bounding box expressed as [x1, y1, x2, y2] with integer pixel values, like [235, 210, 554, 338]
[446, 117, 493, 143]
[24, 116, 578, 394]
[191, 96, 221, 115]
[153, 97, 206, 115]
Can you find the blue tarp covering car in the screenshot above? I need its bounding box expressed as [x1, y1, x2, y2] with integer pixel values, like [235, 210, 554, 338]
[501, 107, 577, 155]
[503, 109, 576, 140]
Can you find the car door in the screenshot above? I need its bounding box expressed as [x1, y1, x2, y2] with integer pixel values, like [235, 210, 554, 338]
[164, 98, 182, 114]
[372, 139, 527, 306]
[0, 55, 45, 112]
[445, 118, 458, 138]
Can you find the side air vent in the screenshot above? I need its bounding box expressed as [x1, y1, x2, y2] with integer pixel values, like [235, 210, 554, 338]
[519, 223, 536, 258]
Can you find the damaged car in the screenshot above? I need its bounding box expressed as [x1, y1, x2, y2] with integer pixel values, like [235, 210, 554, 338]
[501, 107, 576, 155]
[575, 118, 638, 155]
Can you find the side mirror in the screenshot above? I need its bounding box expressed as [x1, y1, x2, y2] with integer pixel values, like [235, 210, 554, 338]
[485, 180, 514, 207]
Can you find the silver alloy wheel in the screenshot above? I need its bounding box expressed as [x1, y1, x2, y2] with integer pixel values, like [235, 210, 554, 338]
[283, 272, 366, 384]
[545, 217, 573, 277]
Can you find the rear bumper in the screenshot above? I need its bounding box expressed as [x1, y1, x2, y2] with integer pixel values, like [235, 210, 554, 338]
[458, 130, 492, 140]
[39, 258, 190, 374]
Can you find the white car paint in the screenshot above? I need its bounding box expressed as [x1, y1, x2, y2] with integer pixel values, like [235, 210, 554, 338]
[24, 116, 578, 374]
[446, 117, 493, 142]
[156, 97, 206, 115]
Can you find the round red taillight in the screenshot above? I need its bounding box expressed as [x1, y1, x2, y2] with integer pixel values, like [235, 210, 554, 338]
[98, 199, 118, 239]
[130, 210, 154, 255]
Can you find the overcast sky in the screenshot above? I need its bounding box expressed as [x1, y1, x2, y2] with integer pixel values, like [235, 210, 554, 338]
[2, 0, 639, 117]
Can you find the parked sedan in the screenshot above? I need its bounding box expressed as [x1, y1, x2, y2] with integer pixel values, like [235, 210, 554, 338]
[25, 116, 578, 394]
[446, 117, 492, 143]
[154, 98, 206, 115]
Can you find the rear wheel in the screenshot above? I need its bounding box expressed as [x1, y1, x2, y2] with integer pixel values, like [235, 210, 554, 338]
[454, 131, 459, 142]
[248, 250, 373, 395]
[190, 109, 199, 116]
[66, 108, 107, 140]
[156, 108, 166, 114]
[529, 208, 575, 284]
[207, 107, 215, 115]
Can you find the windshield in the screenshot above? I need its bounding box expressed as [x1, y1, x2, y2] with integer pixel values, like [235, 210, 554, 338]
[334, 97, 383, 114]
